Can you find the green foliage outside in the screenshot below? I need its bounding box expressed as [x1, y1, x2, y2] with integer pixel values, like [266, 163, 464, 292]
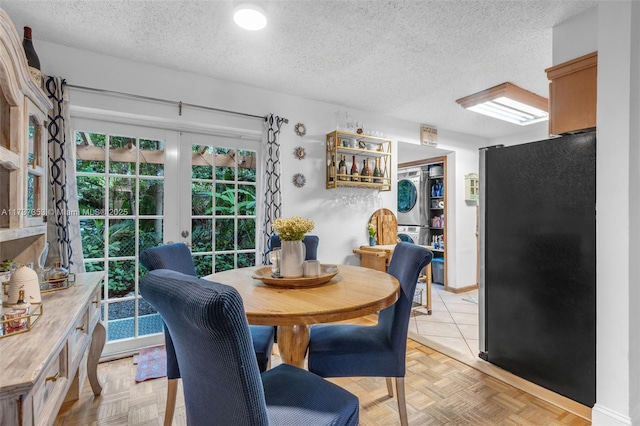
[75, 133, 257, 298]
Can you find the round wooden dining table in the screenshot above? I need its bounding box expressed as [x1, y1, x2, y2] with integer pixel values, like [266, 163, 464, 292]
[204, 264, 400, 368]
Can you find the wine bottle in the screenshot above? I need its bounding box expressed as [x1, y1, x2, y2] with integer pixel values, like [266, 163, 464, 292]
[22, 27, 41, 86]
[350, 155, 359, 181]
[328, 154, 336, 182]
[361, 158, 371, 182]
[373, 158, 383, 183]
[15, 289, 31, 314]
[338, 154, 347, 181]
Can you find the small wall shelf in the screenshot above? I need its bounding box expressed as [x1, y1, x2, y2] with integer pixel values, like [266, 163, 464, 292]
[325, 130, 392, 191]
[465, 173, 479, 201]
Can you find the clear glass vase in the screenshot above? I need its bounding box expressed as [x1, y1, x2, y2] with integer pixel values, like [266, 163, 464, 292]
[45, 260, 68, 289]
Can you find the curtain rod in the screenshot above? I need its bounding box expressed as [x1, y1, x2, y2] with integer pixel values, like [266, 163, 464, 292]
[65, 83, 288, 124]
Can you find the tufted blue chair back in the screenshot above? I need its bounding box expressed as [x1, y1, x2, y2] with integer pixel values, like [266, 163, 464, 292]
[307, 242, 432, 426]
[141, 270, 360, 426]
[377, 242, 433, 373]
[140, 243, 275, 425]
[140, 270, 269, 425]
[139, 243, 195, 380]
[139, 243, 196, 276]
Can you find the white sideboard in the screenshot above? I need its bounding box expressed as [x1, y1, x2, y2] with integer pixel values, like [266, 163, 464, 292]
[0, 272, 105, 426]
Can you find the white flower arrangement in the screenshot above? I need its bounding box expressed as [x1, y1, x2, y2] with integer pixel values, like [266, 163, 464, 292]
[272, 217, 315, 241]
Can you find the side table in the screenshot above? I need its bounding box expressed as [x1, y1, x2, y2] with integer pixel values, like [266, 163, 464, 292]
[354, 244, 433, 314]
[0, 272, 105, 426]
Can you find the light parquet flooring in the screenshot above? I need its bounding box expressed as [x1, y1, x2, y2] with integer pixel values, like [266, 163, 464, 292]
[55, 338, 590, 426]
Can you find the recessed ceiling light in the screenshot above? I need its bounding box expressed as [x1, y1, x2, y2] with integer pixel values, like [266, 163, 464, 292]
[456, 82, 549, 126]
[234, 3, 267, 31]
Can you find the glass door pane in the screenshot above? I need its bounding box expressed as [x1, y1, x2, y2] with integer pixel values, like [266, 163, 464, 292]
[180, 133, 260, 276]
[73, 118, 179, 355]
[25, 104, 46, 226]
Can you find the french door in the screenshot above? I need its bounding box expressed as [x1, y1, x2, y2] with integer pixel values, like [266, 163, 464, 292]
[73, 118, 261, 356]
[178, 132, 260, 276]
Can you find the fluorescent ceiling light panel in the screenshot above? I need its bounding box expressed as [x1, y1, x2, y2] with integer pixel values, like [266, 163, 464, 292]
[456, 82, 549, 126]
[234, 4, 267, 31]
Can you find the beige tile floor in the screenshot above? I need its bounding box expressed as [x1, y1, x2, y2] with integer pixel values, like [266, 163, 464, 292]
[408, 282, 480, 363]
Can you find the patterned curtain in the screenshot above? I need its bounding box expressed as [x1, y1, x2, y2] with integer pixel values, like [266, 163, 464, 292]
[260, 114, 285, 264]
[44, 76, 84, 273]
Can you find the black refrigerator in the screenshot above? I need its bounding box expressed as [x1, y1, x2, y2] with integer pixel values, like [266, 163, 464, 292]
[478, 131, 596, 407]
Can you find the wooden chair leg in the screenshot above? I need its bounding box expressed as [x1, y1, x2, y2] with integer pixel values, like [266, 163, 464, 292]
[165, 378, 178, 426]
[385, 377, 394, 397]
[396, 377, 408, 426]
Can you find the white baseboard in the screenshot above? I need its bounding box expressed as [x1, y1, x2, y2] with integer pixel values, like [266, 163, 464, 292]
[592, 404, 632, 426]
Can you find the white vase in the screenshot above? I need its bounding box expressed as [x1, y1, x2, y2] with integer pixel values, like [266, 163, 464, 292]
[280, 240, 306, 278]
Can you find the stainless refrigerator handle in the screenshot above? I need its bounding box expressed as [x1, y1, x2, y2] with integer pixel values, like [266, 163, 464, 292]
[478, 147, 487, 355]
[478, 145, 503, 358]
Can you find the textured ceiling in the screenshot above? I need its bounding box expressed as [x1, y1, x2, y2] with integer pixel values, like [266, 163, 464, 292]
[0, 0, 597, 140]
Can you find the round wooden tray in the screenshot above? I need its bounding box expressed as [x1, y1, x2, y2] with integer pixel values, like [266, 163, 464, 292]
[252, 264, 339, 288]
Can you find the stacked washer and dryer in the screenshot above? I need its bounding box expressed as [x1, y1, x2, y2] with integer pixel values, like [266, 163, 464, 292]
[397, 168, 429, 245]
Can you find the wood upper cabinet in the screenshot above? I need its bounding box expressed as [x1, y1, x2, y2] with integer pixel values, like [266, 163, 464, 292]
[545, 51, 597, 136]
[0, 10, 52, 263]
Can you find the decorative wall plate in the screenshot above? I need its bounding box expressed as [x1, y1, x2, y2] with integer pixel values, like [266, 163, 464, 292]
[293, 146, 306, 160]
[293, 173, 306, 188]
[294, 122, 306, 137]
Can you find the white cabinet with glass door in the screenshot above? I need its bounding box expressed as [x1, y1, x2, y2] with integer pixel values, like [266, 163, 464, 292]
[0, 14, 51, 264]
[25, 101, 48, 228]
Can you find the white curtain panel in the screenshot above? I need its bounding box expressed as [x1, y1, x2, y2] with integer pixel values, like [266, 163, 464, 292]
[259, 114, 286, 264]
[44, 76, 85, 273]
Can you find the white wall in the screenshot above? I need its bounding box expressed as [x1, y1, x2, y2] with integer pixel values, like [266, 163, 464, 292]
[553, 3, 639, 425]
[552, 6, 598, 65]
[397, 130, 486, 289]
[628, 3, 640, 422]
[34, 39, 481, 285]
[593, 2, 640, 425]
[449, 144, 480, 289]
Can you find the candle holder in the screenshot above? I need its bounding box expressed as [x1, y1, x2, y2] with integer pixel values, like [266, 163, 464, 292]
[39, 273, 76, 293]
[0, 302, 43, 338]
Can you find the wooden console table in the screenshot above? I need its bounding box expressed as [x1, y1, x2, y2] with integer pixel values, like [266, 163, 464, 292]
[0, 272, 105, 426]
[354, 244, 434, 314]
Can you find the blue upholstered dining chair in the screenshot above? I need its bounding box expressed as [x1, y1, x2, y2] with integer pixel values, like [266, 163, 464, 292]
[139, 243, 275, 426]
[140, 269, 360, 426]
[267, 234, 319, 261]
[307, 242, 433, 426]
